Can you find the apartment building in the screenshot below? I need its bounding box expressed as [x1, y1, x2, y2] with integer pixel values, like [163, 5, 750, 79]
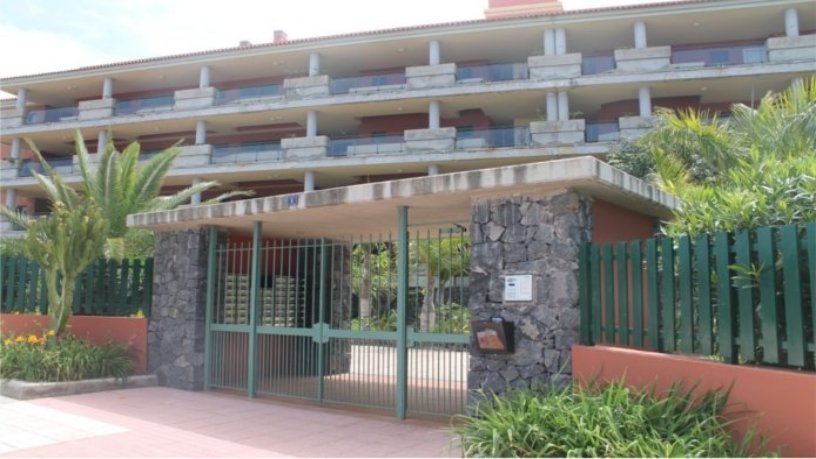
[0, 0, 813, 230]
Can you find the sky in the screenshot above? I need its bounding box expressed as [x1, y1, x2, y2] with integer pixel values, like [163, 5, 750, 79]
[0, 0, 678, 81]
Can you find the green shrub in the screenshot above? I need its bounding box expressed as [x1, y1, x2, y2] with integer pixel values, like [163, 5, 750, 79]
[0, 334, 134, 382]
[456, 380, 766, 458]
[433, 303, 471, 334]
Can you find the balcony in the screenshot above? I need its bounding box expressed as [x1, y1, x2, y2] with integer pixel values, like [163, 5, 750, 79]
[215, 84, 282, 105]
[672, 41, 767, 67]
[330, 73, 407, 95]
[581, 53, 615, 75]
[115, 95, 175, 115]
[456, 63, 528, 83]
[585, 121, 620, 143]
[328, 134, 405, 156]
[24, 106, 78, 125]
[211, 141, 282, 164]
[455, 126, 530, 149]
[18, 158, 75, 177]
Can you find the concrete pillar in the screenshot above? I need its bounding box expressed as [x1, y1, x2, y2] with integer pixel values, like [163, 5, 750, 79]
[428, 100, 441, 129]
[304, 171, 315, 192]
[543, 29, 556, 56]
[785, 8, 799, 37]
[195, 120, 207, 145]
[102, 78, 113, 100]
[199, 65, 211, 88]
[429, 40, 441, 65]
[427, 164, 439, 176]
[306, 111, 318, 137]
[546, 93, 558, 122]
[15, 88, 27, 111]
[97, 130, 108, 155]
[10, 138, 22, 162]
[634, 21, 647, 49]
[191, 178, 203, 205]
[554, 28, 567, 55]
[309, 53, 320, 77]
[557, 92, 569, 121]
[638, 87, 652, 117]
[5, 188, 17, 210]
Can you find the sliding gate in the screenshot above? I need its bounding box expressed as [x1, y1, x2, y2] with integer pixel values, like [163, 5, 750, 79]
[204, 209, 471, 418]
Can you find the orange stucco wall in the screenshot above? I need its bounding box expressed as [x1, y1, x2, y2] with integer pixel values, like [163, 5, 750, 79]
[591, 199, 657, 244]
[572, 345, 816, 457]
[0, 314, 148, 374]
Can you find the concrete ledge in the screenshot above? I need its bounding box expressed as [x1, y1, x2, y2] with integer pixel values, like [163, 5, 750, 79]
[406, 64, 456, 90]
[528, 53, 582, 79]
[1, 108, 24, 128]
[618, 116, 654, 130]
[284, 75, 330, 99]
[78, 98, 116, 120]
[405, 63, 456, 78]
[767, 34, 816, 62]
[174, 87, 216, 109]
[404, 127, 456, 141]
[281, 136, 329, 149]
[614, 46, 671, 72]
[1, 374, 157, 400]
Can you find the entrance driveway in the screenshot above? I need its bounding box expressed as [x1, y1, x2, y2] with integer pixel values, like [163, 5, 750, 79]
[0, 387, 460, 457]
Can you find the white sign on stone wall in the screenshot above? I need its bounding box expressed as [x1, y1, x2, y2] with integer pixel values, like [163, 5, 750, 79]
[504, 275, 533, 302]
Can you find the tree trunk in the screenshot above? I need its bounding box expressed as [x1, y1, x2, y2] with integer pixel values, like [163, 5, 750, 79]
[420, 275, 437, 332]
[359, 256, 371, 329]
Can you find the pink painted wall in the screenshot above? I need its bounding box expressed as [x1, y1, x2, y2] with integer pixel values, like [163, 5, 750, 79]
[572, 345, 816, 457]
[0, 314, 148, 374]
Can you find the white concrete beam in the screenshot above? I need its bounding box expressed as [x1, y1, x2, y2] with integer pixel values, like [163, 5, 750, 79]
[102, 78, 114, 100]
[10, 138, 22, 162]
[15, 89, 27, 111]
[429, 40, 441, 65]
[546, 93, 558, 122]
[5, 188, 17, 210]
[428, 100, 441, 129]
[97, 130, 108, 155]
[634, 21, 647, 49]
[555, 28, 567, 55]
[306, 111, 318, 137]
[309, 53, 320, 77]
[199, 65, 211, 88]
[638, 87, 652, 117]
[785, 8, 799, 37]
[427, 164, 439, 176]
[195, 120, 207, 145]
[191, 178, 203, 205]
[557, 92, 569, 121]
[304, 171, 316, 192]
[543, 29, 556, 56]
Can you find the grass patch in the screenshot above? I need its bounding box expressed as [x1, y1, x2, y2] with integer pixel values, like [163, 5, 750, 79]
[1, 333, 134, 382]
[456, 380, 768, 458]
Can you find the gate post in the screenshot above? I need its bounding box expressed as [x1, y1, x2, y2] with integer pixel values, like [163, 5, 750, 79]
[247, 221, 262, 398]
[396, 206, 409, 419]
[204, 226, 219, 390]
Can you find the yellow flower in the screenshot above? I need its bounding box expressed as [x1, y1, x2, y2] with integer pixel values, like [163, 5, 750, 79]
[2, 338, 12, 346]
[27, 335, 40, 344]
[47, 330, 56, 337]
[14, 336, 25, 343]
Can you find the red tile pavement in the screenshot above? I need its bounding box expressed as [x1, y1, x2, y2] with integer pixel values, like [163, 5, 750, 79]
[1, 387, 461, 458]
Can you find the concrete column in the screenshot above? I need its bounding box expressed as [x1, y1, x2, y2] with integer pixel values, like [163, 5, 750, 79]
[543, 30, 556, 56]
[102, 78, 113, 100]
[191, 178, 203, 205]
[634, 21, 647, 49]
[97, 130, 108, 155]
[5, 188, 17, 210]
[195, 120, 207, 145]
[785, 8, 799, 37]
[199, 65, 211, 88]
[557, 92, 569, 121]
[10, 138, 22, 162]
[306, 111, 318, 137]
[638, 87, 652, 117]
[309, 53, 320, 77]
[15, 88, 27, 111]
[304, 171, 315, 192]
[427, 164, 439, 176]
[429, 40, 441, 65]
[428, 100, 441, 129]
[555, 28, 567, 55]
[546, 93, 558, 122]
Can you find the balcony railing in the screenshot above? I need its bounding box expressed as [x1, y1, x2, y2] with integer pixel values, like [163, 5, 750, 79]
[456, 63, 528, 83]
[18, 158, 75, 177]
[455, 126, 530, 149]
[328, 134, 405, 156]
[672, 42, 767, 67]
[24, 106, 79, 125]
[582, 53, 616, 75]
[330, 73, 407, 95]
[215, 84, 282, 105]
[211, 141, 282, 164]
[115, 96, 175, 115]
[585, 121, 620, 143]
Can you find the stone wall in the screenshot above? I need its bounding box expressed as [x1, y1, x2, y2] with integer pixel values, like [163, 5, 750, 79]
[149, 228, 210, 390]
[467, 191, 591, 396]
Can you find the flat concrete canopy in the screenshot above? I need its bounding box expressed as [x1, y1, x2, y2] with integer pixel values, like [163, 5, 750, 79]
[128, 157, 676, 239]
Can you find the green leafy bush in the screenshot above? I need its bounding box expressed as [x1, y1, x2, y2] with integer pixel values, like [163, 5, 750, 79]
[0, 334, 134, 382]
[456, 381, 766, 458]
[432, 303, 471, 334]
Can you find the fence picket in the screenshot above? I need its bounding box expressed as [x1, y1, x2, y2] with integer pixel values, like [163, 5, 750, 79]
[756, 227, 779, 363]
[646, 239, 660, 350]
[661, 238, 675, 352]
[715, 232, 737, 363]
[808, 223, 816, 355]
[143, 259, 154, 316]
[780, 225, 805, 367]
[678, 236, 693, 353]
[579, 244, 592, 345]
[735, 230, 755, 362]
[602, 244, 615, 343]
[695, 234, 713, 356]
[616, 242, 629, 346]
[27, 263, 40, 312]
[7, 256, 19, 311]
[590, 244, 602, 344]
[631, 241, 643, 348]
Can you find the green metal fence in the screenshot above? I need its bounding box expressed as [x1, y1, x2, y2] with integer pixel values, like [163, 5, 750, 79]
[204, 208, 471, 418]
[578, 223, 815, 370]
[0, 256, 154, 316]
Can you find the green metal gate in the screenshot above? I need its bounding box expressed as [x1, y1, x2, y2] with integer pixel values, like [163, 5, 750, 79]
[204, 208, 471, 418]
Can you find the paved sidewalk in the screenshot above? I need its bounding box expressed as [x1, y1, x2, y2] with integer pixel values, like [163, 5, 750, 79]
[0, 387, 460, 457]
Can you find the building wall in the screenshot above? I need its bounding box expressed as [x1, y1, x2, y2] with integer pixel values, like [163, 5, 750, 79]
[572, 345, 816, 457]
[591, 198, 657, 244]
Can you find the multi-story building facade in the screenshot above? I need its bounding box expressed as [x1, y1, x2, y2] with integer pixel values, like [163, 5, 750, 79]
[0, 0, 813, 232]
